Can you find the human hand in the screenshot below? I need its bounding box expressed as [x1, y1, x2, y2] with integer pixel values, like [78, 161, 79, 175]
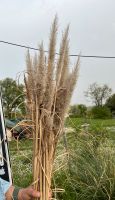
[5, 186, 40, 200]
[6, 185, 51, 200]
[18, 186, 52, 200]
[18, 186, 40, 199]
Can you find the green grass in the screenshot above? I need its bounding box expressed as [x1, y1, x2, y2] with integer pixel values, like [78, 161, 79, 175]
[54, 131, 115, 200]
[66, 117, 115, 128]
[9, 139, 33, 187]
[9, 138, 33, 151]
[66, 117, 115, 141]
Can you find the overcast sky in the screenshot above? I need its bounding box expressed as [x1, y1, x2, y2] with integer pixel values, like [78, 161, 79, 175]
[0, 0, 115, 105]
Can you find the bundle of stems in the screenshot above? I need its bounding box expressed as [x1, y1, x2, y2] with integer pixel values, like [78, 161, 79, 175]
[24, 16, 80, 200]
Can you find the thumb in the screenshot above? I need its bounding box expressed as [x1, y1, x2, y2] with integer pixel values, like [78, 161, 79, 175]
[31, 189, 41, 198]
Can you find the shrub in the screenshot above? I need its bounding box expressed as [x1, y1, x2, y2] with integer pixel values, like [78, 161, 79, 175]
[69, 104, 87, 118]
[69, 105, 79, 118]
[106, 93, 115, 113]
[91, 106, 112, 119]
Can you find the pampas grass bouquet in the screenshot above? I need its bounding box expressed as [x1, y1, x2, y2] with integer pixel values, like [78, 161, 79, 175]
[24, 16, 80, 200]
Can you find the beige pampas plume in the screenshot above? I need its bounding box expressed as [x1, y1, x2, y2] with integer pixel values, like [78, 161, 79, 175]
[36, 43, 46, 105]
[44, 15, 58, 111]
[24, 16, 80, 200]
[56, 25, 69, 86]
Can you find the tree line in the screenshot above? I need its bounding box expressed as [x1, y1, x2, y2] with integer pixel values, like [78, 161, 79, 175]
[0, 78, 115, 119]
[70, 82, 115, 119]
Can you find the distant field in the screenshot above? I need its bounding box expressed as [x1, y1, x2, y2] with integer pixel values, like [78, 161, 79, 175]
[66, 117, 115, 138]
[66, 117, 115, 128]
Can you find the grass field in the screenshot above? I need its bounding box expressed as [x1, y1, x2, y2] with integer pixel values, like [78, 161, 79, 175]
[66, 117, 115, 140]
[9, 117, 115, 199]
[66, 117, 115, 128]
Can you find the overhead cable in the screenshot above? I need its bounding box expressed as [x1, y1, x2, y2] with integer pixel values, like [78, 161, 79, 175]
[0, 40, 115, 59]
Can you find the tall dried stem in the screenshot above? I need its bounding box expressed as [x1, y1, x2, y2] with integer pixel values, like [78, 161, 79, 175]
[24, 17, 80, 200]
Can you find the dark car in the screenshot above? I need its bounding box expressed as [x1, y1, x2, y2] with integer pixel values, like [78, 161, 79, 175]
[5, 118, 25, 139]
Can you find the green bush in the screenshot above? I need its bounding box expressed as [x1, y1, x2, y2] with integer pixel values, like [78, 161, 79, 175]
[91, 106, 112, 119]
[69, 104, 87, 118]
[106, 93, 115, 113]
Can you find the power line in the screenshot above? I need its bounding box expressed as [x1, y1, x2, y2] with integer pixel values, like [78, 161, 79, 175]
[0, 40, 115, 59]
[69, 54, 115, 59]
[0, 40, 48, 53]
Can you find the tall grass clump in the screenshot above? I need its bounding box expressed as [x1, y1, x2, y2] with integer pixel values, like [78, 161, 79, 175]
[24, 16, 80, 200]
[54, 132, 115, 200]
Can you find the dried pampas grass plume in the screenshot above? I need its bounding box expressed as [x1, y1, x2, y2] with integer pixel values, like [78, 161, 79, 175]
[24, 16, 80, 200]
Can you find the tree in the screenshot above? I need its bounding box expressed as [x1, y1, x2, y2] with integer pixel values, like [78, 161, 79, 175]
[69, 105, 78, 117]
[91, 106, 111, 119]
[69, 104, 87, 117]
[0, 78, 25, 118]
[85, 82, 112, 107]
[106, 93, 115, 113]
[77, 104, 87, 117]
